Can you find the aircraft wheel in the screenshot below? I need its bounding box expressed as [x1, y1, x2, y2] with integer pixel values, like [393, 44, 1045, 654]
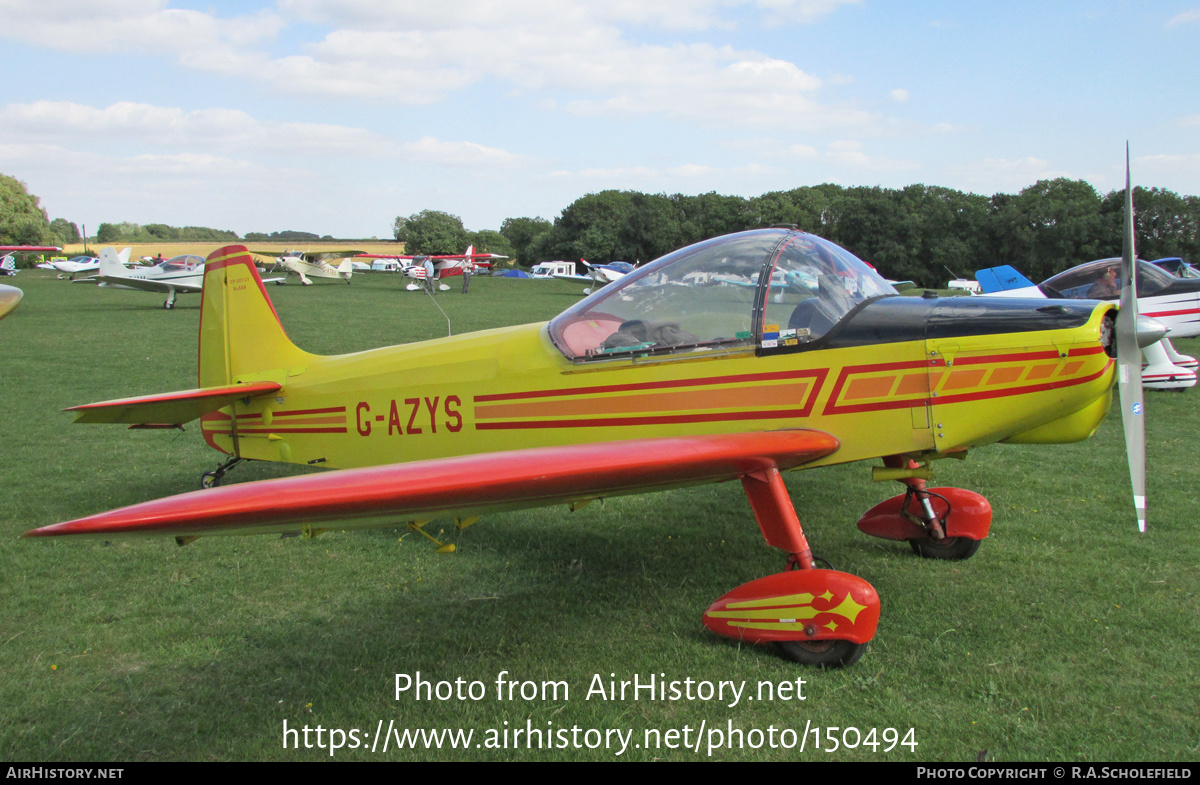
[776, 639, 867, 668]
[163, 300, 175, 310]
[909, 536, 981, 560]
[275, 280, 286, 285]
[200, 471, 221, 489]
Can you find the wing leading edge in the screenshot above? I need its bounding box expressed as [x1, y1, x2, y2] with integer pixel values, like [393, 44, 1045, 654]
[26, 429, 839, 539]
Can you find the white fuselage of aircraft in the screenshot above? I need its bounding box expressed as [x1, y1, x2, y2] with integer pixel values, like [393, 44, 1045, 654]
[79, 248, 206, 309]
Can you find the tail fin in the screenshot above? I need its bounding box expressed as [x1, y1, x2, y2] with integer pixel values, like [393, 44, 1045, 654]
[974, 265, 1036, 294]
[98, 246, 128, 276]
[199, 245, 316, 388]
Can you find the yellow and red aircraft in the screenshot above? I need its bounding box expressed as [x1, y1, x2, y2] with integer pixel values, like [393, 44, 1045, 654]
[25, 176, 1153, 667]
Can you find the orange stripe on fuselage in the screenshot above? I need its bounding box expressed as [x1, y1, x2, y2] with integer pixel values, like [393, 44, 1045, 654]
[822, 347, 1110, 416]
[475, 381, 811, 420]
[473, 369, 825, 403]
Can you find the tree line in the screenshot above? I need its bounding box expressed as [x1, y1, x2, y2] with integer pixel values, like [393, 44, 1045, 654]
[3, 172, 1197, 288]
[461, 179, 1197, 288]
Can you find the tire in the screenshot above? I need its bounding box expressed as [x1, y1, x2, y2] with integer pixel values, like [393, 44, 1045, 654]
[909, 536, 981, 560]
[776, 639, 867, 668]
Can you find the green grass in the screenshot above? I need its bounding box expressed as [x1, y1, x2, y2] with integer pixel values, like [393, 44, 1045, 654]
[2, 270, 1197, 762]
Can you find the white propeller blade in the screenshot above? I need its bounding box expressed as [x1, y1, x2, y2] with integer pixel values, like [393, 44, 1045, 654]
[1116, 146, 1146, 532]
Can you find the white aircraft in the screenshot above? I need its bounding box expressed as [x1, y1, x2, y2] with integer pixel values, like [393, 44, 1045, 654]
[0, 255, 18, 276]
[255, 250, 360, 285]
[553, 260, 637, 294]
[41, 254, 106, 278]
[77, 247, 206, 310]
[975, 260, 1200, 390]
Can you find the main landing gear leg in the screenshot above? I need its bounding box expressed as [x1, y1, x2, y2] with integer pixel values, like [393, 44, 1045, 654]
[201, 456, 245, 489]
[856, 456, 992, 560]
[701, 464, 880, 667]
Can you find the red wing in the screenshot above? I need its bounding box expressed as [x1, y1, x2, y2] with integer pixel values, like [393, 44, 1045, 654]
[26, 430, 838, 539]
[65, 381, 283, 426]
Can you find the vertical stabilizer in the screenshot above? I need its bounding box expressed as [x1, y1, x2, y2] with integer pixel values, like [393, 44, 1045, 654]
[198, 245, 316, 388]
[98, 247, 127, 276]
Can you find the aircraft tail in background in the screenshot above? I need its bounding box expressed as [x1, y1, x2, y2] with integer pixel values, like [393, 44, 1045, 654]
[974, 265, 1037, 294]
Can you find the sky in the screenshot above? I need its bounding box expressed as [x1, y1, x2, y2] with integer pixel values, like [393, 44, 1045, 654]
[0, 0, 1197, 239]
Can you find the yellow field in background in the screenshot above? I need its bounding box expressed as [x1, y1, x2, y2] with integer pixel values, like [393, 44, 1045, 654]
[61, 241, 408, 260]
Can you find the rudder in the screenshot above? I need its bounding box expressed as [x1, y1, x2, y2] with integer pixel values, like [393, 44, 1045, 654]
[199, 245, 315, 388]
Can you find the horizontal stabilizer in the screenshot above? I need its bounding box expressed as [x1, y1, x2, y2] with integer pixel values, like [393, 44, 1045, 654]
[26, 429, 839, 538]
[65, 381, 283, 426]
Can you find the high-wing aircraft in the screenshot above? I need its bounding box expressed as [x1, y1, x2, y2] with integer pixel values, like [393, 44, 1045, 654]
[0, 245, 60, 254]
[975, 258, 1200, 389]
[355, 247, 509, 291]
[0, 244, 61, 273]
[254, 250, 361, 285]
[0, 282, 21, 319]
[77, 247, 205, 309]
[26, 174, 1156, 667]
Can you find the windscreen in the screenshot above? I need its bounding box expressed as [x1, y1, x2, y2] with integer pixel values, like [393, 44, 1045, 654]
[549, 229, 895, 360]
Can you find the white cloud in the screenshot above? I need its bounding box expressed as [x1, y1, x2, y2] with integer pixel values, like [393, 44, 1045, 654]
[0, 0, 282, 55]
[1167, 9, 1200, 26]
[824, 140, 918, 172]
[945, 156, 1071, 192]
[546, 160, 771, 185]
[889, 88, 910, 103]
[755, 0, 862, 26]
[401, 136, 533, 167]
[0, 101, 393, 157]
[0, 1, 885, 135]
[278, 0, 857, 32]
[1136, 153, 1200, 186]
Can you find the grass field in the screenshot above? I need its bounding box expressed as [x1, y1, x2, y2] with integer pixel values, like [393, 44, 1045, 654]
[2, 268, 1197, 762]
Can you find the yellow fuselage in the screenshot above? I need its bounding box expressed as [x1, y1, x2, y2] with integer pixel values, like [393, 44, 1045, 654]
[203, 302, 1115, 473]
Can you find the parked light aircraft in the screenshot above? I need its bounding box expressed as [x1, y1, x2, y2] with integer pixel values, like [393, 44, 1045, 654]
[554, 260, 636, 294]
[1, 244, 61, 272]
[42, 254, 105, 279]
[254, 250, 362, 285]
[975, 258, 1200, 390]
[356, 247, 509, 291]
[77, 247, 205, 309]
[26, 168, 1156, 667]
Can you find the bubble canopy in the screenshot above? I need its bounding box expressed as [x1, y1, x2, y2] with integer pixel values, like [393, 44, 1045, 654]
[548, 228, 897, 361]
